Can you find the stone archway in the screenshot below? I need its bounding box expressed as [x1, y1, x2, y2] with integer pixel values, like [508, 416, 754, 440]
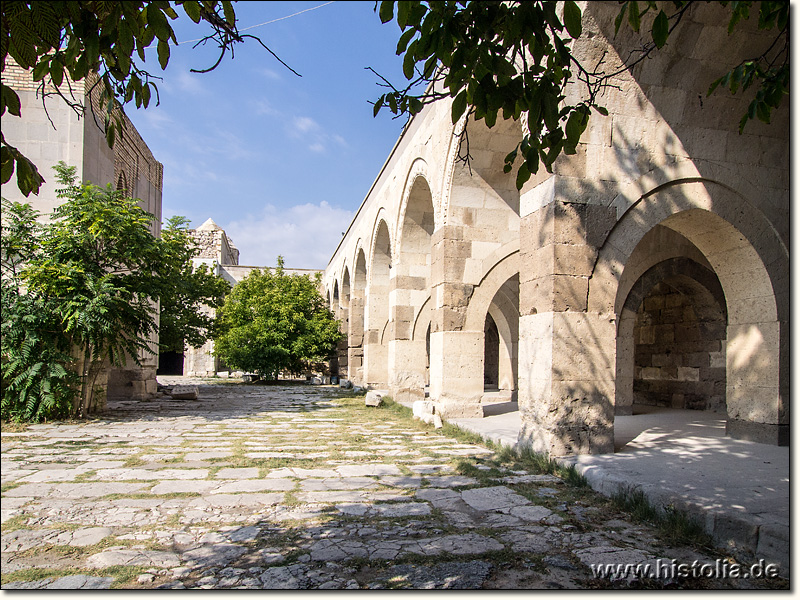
[348, 248, 368, 385]
[390, 174, 435, 403]
[592, 180, 789, 446]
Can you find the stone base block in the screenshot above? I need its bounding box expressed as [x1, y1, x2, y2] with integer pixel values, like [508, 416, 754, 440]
[170, 385, 199, 400]
[107, 366, 157, 401]
[726, 420, 789, 446]
[436, 396, 483, 419]
[365, 391, 383, 407]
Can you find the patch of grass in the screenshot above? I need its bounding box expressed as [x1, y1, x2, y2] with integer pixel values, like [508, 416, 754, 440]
[611, 488, 714, 549]
[1, 566, 84, 586]
[1, 421, 31, 433]
[0, 513, 30, 531]
[73, 469, 98, 482]
[102, 491, 201, 501]
[103, 565, 153, 588]
[283, 489, 303, 507]
[1, 481, 24, 494]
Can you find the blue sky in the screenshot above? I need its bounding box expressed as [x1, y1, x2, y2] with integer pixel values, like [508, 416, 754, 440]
[127, 1, 411, 269]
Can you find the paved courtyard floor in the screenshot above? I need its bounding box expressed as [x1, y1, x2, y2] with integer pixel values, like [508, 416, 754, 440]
[1, 378, 788, 590]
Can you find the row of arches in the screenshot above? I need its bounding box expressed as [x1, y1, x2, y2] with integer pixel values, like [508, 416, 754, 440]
[327, 152, 788, 452]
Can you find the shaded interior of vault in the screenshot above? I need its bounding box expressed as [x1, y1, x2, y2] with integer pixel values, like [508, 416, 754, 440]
[633, 274, 727, 413]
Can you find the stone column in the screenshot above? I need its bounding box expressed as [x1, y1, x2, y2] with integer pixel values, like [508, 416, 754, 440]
[347, 294, 365, 386]
[364, 283, 390, 389]
[428, 225, 484, 418]
[388, 269, 428, 404]
[517, 185, 618, 456]
[335, 304, 349, 379]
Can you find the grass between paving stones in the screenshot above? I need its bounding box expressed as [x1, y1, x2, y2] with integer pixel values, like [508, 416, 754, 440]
[1, 481, 25, 495]
[611, 488, 715, 550]
[1, 564, 151, 588]
[358, 397, 734, 557]
[0, 513, 30, 532]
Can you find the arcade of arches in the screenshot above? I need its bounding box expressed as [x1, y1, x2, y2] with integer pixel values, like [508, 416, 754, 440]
[324, 3, 788, 456]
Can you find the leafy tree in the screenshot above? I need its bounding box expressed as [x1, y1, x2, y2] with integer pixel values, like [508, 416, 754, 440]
[214, 257, 342, 381]
[2, 1, 298, 196]
[373, 1, 788, 189]
[158, 215, 230, 354]
[3, 162, 167, 419]
[1, 200, 79, 422]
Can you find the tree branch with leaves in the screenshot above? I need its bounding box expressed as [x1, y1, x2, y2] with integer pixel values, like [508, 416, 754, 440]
[1, 1, 300, 196]
[371, 1, 789, 190]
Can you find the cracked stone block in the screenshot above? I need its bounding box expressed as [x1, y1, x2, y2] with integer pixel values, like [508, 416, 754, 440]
[365, 392, 383, 407]
[170, 386, 199, 400]
[86, 548, 181, 569]
[460, 486, 531, 512]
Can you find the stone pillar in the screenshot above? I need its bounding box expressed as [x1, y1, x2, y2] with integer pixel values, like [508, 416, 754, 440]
[428, 225, 483, 418]
[347, 294, 365, 386]
[364, 283, 390, 389]
[334, 304, 349, 378]
[388, 269, 428, 404]
[517, 187, 618, 456]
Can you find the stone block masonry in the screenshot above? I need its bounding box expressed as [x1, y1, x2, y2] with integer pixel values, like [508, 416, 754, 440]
[323, 2, 788, 453]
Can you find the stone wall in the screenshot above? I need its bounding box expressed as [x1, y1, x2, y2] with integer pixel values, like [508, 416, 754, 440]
[633, 281, 727, 413]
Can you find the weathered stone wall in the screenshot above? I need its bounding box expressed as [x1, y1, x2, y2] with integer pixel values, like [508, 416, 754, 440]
[633, 281, 727, 413]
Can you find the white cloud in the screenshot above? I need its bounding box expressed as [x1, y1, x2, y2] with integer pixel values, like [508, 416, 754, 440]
[291, 116, 319, 135]
[308, 142, 325, 153]
[257, 67, 282, 80]
[252, 99, 280, 117]
[222, 201, 353, 269]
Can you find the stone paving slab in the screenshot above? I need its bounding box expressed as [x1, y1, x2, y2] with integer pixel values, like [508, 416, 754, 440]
[1, 379, 787, 590]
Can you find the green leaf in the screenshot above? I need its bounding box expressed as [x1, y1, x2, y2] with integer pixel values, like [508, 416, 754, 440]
[396, 28, 416, 55]
[222, 1, 236, 26]
[157, 39, 170, 70]
[397, 0, 410, 29]
[652, 9, 668, 48]
[615, 2, 628, 36]
[451, 90, 467, 124]
[563, 1, 582, 39]
[106, 122, 116, 148]
[183, 1, 202, 23]
[146, 5, 171, 42]
[373, 95, 384, 117]
[49, 58, 64, 88]
[379, 1, 394, 24]
[403, 46, 417, 79]
[515, 163, 531, 190]
[756, 101, 770, 124]
[1, 147, 13, 183]
[2, 84, 21, 116]
[628, 1, 641, 32]
[32, 59, 51, 82]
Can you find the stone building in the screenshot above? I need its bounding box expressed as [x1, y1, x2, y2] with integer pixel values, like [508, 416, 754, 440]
[176, 219, 323, 376]
[323, 2, 789, 456]
[3, 62, 164, 404]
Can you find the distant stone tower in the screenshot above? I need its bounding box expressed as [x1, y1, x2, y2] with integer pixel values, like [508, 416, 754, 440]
[165, 219, 239, 376]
